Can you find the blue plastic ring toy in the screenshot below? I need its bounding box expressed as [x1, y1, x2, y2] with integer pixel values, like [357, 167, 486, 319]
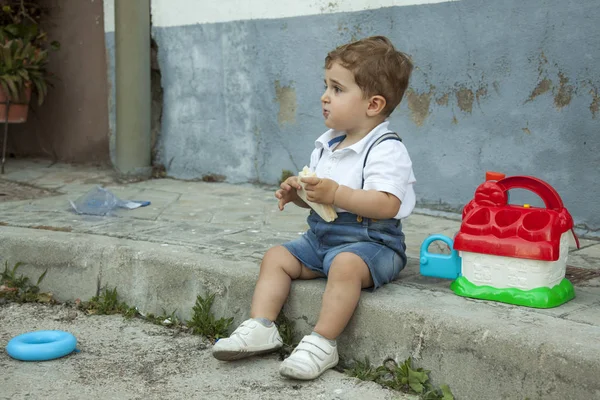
[6, 330, 77, 361]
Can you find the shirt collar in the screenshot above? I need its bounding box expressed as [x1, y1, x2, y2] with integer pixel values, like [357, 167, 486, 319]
[315, 130, 343, 151]
[314, 121, 391, 153]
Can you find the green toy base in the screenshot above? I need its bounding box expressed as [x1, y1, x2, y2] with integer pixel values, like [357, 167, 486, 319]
[450, 277, 575, 308]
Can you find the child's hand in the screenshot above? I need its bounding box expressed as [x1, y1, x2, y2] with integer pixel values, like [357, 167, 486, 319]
[299, 177, 339, 205]
[275, 176, 302, 210]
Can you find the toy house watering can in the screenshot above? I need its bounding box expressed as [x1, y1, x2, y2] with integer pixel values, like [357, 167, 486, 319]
[419, 234, 461, 280]
[419, 175, 580, 309]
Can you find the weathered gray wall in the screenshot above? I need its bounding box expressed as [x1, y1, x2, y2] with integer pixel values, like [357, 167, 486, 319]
[107, 0, 600, 234]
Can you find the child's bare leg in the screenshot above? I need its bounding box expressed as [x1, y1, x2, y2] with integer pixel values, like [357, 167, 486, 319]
[250, 245, 323, 321]
[314, 252, 373, 339]
[213, 245, 321, 361]
[279, 252, 371, 380]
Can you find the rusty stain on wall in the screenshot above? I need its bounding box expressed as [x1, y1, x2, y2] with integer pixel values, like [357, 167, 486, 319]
[554, 73, 573, 108]
[525, 53, 597, 116]
[275, 80, 297, 125]
[406, 88, 432, 126]
[456, 87, 474, 113]
[436, 93, 449, 106]
[590, 89, 599, 118]
[399, 56, 595, 123]
[525, 51, 553, 105]
[526, 78, 553, 103]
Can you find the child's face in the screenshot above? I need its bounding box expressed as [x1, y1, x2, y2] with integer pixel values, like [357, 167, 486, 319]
[321, 62, 371, 135]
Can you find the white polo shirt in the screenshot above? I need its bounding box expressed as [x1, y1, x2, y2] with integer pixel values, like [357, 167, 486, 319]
[308, 121, 416, 219]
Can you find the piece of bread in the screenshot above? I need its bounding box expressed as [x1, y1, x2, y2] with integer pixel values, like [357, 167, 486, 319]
[296, 166, 338, 222]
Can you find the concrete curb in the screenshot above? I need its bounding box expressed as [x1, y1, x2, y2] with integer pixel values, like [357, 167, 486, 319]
[2, 226, 599, 400]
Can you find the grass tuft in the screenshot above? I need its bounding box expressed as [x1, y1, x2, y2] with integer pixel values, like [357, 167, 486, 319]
[186, 292, 233, 341]
[345, 357, 454, 400]
[0, 261, 53, 304]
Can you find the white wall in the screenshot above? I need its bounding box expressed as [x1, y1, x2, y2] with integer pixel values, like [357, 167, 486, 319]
[104, 0, 457, 31]
[103, 0, 114, 32]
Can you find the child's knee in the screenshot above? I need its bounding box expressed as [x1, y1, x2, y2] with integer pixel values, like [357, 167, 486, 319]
[261, 245, 302, 278]
[328, 253, 369, 283]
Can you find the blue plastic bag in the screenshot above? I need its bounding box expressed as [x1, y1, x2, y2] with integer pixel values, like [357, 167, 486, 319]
[69, 186, 150, 216]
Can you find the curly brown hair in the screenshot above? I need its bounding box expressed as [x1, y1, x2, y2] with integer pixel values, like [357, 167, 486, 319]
[325, 36, 413, 117]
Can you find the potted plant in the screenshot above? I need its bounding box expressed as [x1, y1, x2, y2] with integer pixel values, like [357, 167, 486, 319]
[0, 38, 48, 122]
[0, 0, 58, 122]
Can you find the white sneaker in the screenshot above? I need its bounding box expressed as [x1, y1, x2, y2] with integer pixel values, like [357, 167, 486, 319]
[279, 334, 339, 380]
[212, 319, 283, 361]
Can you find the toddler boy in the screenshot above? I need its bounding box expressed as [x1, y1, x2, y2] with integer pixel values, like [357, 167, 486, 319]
[213, 35, 416, 381]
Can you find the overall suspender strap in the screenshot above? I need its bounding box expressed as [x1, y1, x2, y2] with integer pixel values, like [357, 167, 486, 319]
[361, 132, 402, 188]
[316, 131, 402, 188]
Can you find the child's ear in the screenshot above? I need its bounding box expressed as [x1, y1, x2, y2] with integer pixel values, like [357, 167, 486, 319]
[366, 95, 386, 116]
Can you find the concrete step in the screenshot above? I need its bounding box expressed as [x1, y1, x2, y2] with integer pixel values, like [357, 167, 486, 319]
[1, 226, 599, 400]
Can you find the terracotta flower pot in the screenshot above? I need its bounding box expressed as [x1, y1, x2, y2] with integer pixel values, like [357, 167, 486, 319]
[0, 85, 32, 124]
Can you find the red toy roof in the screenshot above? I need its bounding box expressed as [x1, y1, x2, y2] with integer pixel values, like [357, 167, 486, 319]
[453, 176, 578, 261]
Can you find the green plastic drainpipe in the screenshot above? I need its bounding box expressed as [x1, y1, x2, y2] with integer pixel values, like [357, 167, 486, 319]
[114, 0, 152, 178]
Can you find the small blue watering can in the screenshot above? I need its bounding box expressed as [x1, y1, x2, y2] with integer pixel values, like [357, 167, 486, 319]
[419, 235, 462, 280]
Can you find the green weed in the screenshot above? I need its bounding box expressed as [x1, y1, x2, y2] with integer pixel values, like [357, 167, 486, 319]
[0, 261, 52, 303]
[79, 288, 233, 341]
[275, 312, 299, 358]
[345, 357, 454, 400]
[344, 357, 381, 382]
[186, 292, 233, 341]
[78, 287, 137, 317]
